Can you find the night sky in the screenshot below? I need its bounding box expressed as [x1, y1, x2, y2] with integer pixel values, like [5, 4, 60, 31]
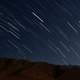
[0, 0, 80, 65]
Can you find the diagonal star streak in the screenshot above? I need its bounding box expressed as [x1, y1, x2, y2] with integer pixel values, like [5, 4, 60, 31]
[32, 12, 44, 23]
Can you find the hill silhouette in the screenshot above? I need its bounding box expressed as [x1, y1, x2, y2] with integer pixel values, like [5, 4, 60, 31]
[0, 58, 80, 80]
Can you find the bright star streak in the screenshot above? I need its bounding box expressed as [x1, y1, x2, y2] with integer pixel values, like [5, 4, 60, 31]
[32, 12, 44, 23]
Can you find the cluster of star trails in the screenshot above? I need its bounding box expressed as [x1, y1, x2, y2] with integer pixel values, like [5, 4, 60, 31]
[0, 0, 80, 65]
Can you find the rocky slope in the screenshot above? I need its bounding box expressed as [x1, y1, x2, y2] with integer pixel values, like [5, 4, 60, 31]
[0, 58, 55, 80]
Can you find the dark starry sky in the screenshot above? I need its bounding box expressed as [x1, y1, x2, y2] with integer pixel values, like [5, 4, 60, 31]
[0, 0, 80, 65]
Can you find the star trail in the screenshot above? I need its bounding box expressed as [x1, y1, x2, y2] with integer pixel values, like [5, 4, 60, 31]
[0, 0, 80, 65]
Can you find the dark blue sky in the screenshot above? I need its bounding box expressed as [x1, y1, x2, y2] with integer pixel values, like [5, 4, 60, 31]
[0, 0, 80, 65]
